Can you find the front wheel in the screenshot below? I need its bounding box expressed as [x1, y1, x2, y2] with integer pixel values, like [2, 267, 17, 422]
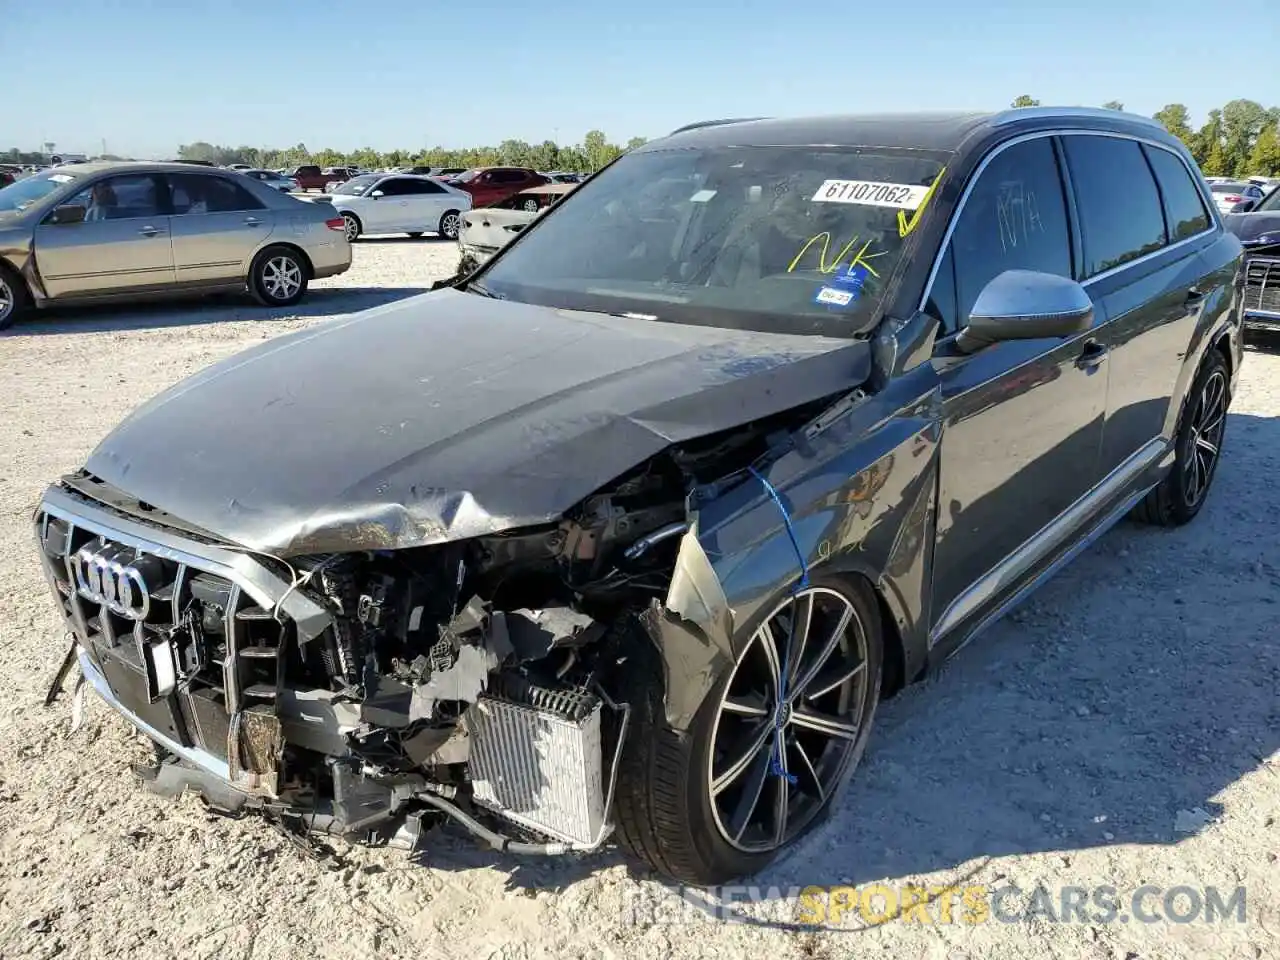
[249, 246, 309, 307]
[614, 576, 883, 884]
[1131, 349, 1229, 526]
[439, 209, 462, 240]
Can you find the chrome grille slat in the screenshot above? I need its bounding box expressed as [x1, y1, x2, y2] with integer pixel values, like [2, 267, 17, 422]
[1244, 256, 1280, 316]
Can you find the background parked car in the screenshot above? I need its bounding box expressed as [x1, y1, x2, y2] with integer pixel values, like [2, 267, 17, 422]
[1208, 180, 1266, 214]
[445, 167, 548, 207]
[321, 166, 356, 191]
[240, 168, 300, 192]
[456, 182, 577, 272]
[429, 167, 467, 180]
[0, 162, 351, 329]
[326, 173, 472, 241]
[287, 165, 332, 192]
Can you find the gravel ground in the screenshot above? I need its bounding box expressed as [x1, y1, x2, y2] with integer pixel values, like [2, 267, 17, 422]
[0, 242, 1276, 960]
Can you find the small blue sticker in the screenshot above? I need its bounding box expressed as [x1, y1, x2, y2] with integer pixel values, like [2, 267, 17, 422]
[813, 266, 868, 308]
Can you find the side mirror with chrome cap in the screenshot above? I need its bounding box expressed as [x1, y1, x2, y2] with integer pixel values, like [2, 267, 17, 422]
[370, 190, 385, 198]
[956, 269, 1094, 354]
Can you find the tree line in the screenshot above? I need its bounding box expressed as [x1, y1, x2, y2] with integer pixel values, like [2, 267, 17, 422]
[166, 130, 647, 173]
[1010, 96, 1280, 177]
[6, 100, 1279, 177]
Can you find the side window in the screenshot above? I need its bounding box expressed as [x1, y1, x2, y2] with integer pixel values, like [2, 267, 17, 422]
[403, 178, 445, 195]
[1143, 146, 1211, 240]
[170, 174, 265, 214]
[493, 170, 523, 184]
[69, 174, 162, 221]
[929, 137, 1072, 332]
[1063, 135, 1167, 277]
[375, 178, 409, 196]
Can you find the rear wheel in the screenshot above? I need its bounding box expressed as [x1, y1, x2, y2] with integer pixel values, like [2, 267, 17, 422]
[1132, 349, 1229, 526]
[342, 213, 362, 242]
[439, 210, 462, 240]
[614, 575, 883, 883]
[0, 265, 29, 331]
[249, 245, 309, 307]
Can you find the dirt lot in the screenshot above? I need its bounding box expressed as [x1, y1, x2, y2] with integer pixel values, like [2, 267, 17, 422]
[0, 241, 1276, 960]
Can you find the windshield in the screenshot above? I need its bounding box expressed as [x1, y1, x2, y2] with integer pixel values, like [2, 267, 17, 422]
[1257, 185, 1280, 213]
[331, 174, 379, 196]
[0, 172, 77, 212]
[449, 169, 481, 183]
[476, 145, 948, 337]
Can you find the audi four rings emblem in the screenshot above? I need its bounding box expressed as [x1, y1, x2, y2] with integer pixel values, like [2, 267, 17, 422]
[73, 545, 152, 620]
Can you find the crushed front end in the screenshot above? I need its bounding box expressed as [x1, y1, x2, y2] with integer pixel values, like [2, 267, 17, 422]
[33, 427, 766, 857]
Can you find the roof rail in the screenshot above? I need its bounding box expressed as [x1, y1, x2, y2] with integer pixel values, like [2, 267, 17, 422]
[991, 106, 1164, 129]
[666, 117, 769, 137]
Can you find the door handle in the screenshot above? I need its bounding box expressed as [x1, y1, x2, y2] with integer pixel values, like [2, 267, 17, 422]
[137, 225, 163, 237]
[1075, 339, 1108, 371]
[244, 216, 262, 227]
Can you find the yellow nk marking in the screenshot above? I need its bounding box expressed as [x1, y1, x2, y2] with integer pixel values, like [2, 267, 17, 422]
[788, 234, 887, 278]
[897, 166, 947, 238]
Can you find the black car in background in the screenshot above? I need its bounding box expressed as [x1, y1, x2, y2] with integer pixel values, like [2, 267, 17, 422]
[35, 108, 1242, 885]
[1224, 184, 1280, 334]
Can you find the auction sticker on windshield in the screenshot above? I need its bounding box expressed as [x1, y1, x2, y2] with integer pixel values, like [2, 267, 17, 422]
[812, 179, 930, 209]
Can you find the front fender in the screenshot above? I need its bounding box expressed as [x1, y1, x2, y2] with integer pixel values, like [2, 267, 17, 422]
[645, 369, 941, 731]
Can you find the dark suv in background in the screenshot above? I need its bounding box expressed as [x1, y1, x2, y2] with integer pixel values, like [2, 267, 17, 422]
[34, 108, 1241, 885]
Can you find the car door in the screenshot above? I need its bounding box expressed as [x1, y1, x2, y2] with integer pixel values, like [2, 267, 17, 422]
[925, 135, 1109, 644]
[401, 177, 451, 231]
[33, 172, 174, 298]
[367, 177, 414, 231]
[1060, 135, 1210, 477]
[166, 172, 274, 286]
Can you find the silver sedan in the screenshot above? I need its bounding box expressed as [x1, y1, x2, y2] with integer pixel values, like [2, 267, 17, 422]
[0, 162, 352, 330]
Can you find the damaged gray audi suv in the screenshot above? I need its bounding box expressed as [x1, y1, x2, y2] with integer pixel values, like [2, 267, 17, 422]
[35, 108, 1243, 884]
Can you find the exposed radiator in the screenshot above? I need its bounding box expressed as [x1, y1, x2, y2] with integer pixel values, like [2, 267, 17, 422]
[464, 692, 605, 846]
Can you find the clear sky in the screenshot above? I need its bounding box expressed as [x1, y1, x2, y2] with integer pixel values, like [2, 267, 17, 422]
[2, 0, 1275, 157]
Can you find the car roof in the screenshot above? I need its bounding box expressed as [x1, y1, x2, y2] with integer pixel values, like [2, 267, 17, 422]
[650, 107, 1172, 154]
[31, 161, 262, 177]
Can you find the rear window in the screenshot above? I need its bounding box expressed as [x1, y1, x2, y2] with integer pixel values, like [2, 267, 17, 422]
[1143, 146, 1211, 239]
[1209, 182, 1250, 194]
[1062, 135, 1168, 277]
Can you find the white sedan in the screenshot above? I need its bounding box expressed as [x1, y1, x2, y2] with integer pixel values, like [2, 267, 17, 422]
[327, 174, 473, 241]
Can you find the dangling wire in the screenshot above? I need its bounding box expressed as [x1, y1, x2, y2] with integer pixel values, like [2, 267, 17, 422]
[748, 465, 806, 784]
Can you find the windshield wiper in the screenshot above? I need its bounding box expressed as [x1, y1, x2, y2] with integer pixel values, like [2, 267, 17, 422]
[467, 281, 505, 300]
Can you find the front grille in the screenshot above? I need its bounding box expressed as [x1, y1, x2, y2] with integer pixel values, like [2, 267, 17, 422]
[35, 494, 300, 789]
[1244, 256, 1280, 316]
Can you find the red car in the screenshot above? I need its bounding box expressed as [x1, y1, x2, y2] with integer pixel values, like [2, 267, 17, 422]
[286, 165, 334, 192]
[446, 167, 548, 208]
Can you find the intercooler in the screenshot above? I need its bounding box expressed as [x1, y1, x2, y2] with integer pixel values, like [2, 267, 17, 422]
[464, 690, 606, 847]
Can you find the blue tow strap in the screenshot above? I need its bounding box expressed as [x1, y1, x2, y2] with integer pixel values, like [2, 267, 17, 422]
[748, 466, 807, 784]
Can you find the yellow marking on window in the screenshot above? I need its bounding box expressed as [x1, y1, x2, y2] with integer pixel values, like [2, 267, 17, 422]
[896, 166, 947, 239]
[788, 233, 888, 278]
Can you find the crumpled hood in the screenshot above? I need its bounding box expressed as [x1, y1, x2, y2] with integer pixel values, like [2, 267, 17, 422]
[1224, 211, 1280, 245]
[84, 289, 870, 555]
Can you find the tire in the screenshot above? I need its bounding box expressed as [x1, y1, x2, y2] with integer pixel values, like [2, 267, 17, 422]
[249, 245, 309, 307]
[1131, 348, 1229, 527]
[341, 213, 362, 242]
[613, 574, 883, 884]
[0, 264, 30, 331]
[439, 209, 462, 240]
[407, 231, 424, 239]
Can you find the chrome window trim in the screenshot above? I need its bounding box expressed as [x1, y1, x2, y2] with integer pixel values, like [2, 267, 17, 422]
[918, 129, 1220, 318]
